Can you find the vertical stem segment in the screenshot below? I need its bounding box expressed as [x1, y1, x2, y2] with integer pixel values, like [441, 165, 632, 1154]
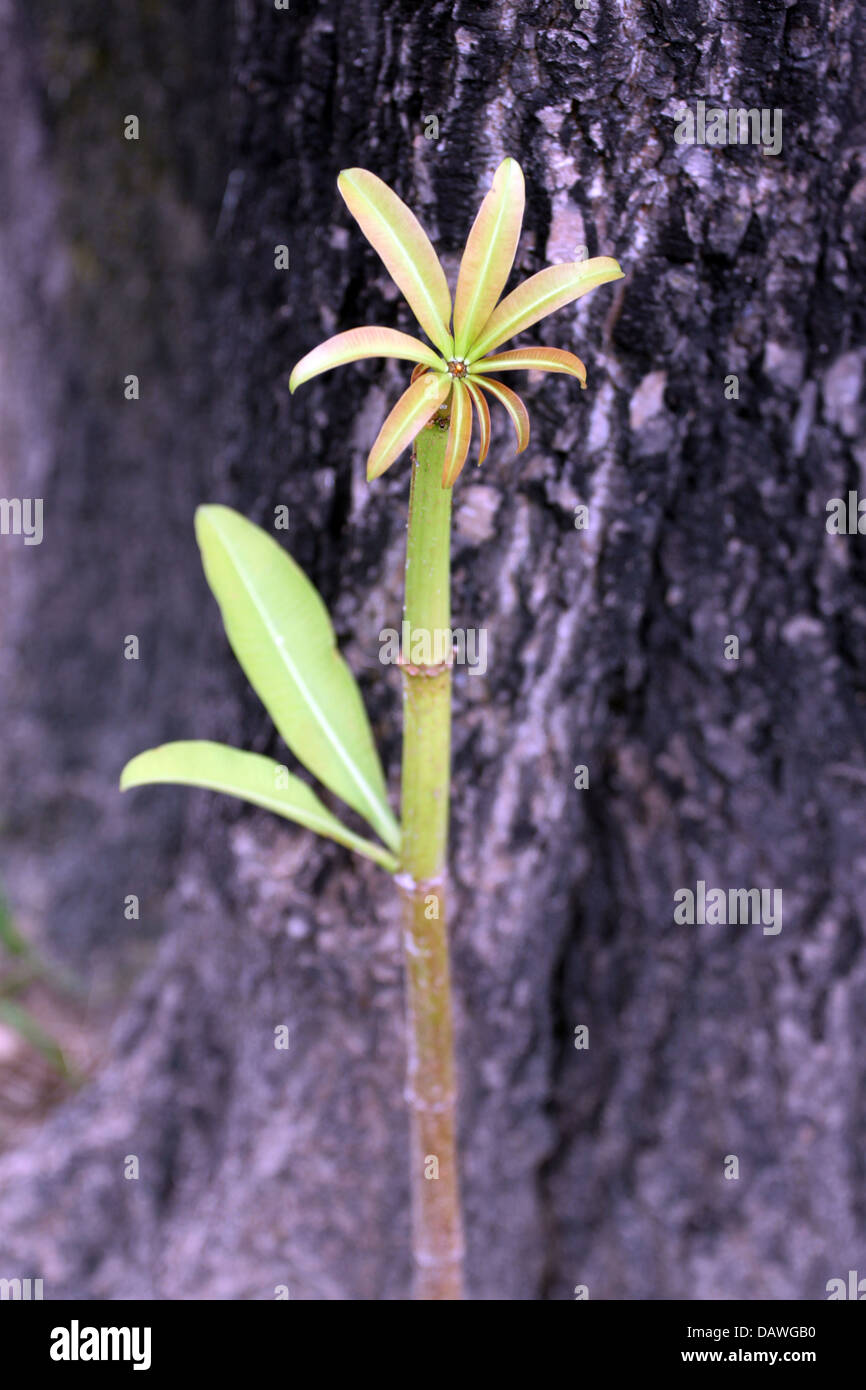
[398, 415, 465, 1300]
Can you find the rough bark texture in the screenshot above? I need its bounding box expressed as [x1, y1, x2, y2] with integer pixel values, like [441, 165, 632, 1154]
[1, 0, 865, 1299]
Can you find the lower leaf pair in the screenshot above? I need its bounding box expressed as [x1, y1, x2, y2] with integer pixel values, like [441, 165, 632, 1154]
[120, 506, 400, 873]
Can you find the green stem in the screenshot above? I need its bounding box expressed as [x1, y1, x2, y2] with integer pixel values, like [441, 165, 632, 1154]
[398, 414, 464, 1300]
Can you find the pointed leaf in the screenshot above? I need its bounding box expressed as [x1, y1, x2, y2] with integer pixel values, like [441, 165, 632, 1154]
[475, 376, 530, 454]
[467, 256, 624, 360]
[453, 158, 525, 358]
[367, 371, 451, 480]
[121, 741, 398, 872]
[289, 327, 442, 393]
[194, 506, 400, 853]
[338, 168, 454, 357]
[463, 379, 490, 466]
[470, 346, 586, 384]
[442, 380, 473, 487]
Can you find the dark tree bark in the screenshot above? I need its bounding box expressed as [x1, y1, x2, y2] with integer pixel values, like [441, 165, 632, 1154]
[1, 0, 865, 1299]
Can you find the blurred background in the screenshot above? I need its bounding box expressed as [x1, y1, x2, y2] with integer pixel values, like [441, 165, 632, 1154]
[0, 0, 865, 1299]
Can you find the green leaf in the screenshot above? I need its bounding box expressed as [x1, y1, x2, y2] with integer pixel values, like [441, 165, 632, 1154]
[0, 998, 68, 1075]
[194, 506, 400, 854]
[366, 370, 451, 480]
[338, 169, 454, 358]
[463, 379, 490, 466]
[120, 741, 399, 872]
[470, 346, 586, 382]
[474, 376, 530, 454]
[289, 326, 442, 394]
[441, 379, 472, 488]
[467, 256, 624, 361]
[453, 158, 525, 358]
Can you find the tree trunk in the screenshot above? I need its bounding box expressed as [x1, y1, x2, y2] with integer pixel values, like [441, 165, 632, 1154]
[1, 0, 865, 1300]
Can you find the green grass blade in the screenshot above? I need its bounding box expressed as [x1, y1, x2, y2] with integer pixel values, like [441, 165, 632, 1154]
[0, 998, 68, 1075]
[0, 891, 29, 958]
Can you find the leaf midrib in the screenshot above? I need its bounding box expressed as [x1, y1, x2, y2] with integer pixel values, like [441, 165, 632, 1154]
[471, 266, 612, 360]
[352, 181, 452, 355]
[461, 168, 516, 355]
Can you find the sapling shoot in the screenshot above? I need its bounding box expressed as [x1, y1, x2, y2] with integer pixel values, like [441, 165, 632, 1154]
[121, 158, 623, 1300]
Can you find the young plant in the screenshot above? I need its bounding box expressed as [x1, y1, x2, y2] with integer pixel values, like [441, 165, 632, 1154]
[121, 157, 622, 1301]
